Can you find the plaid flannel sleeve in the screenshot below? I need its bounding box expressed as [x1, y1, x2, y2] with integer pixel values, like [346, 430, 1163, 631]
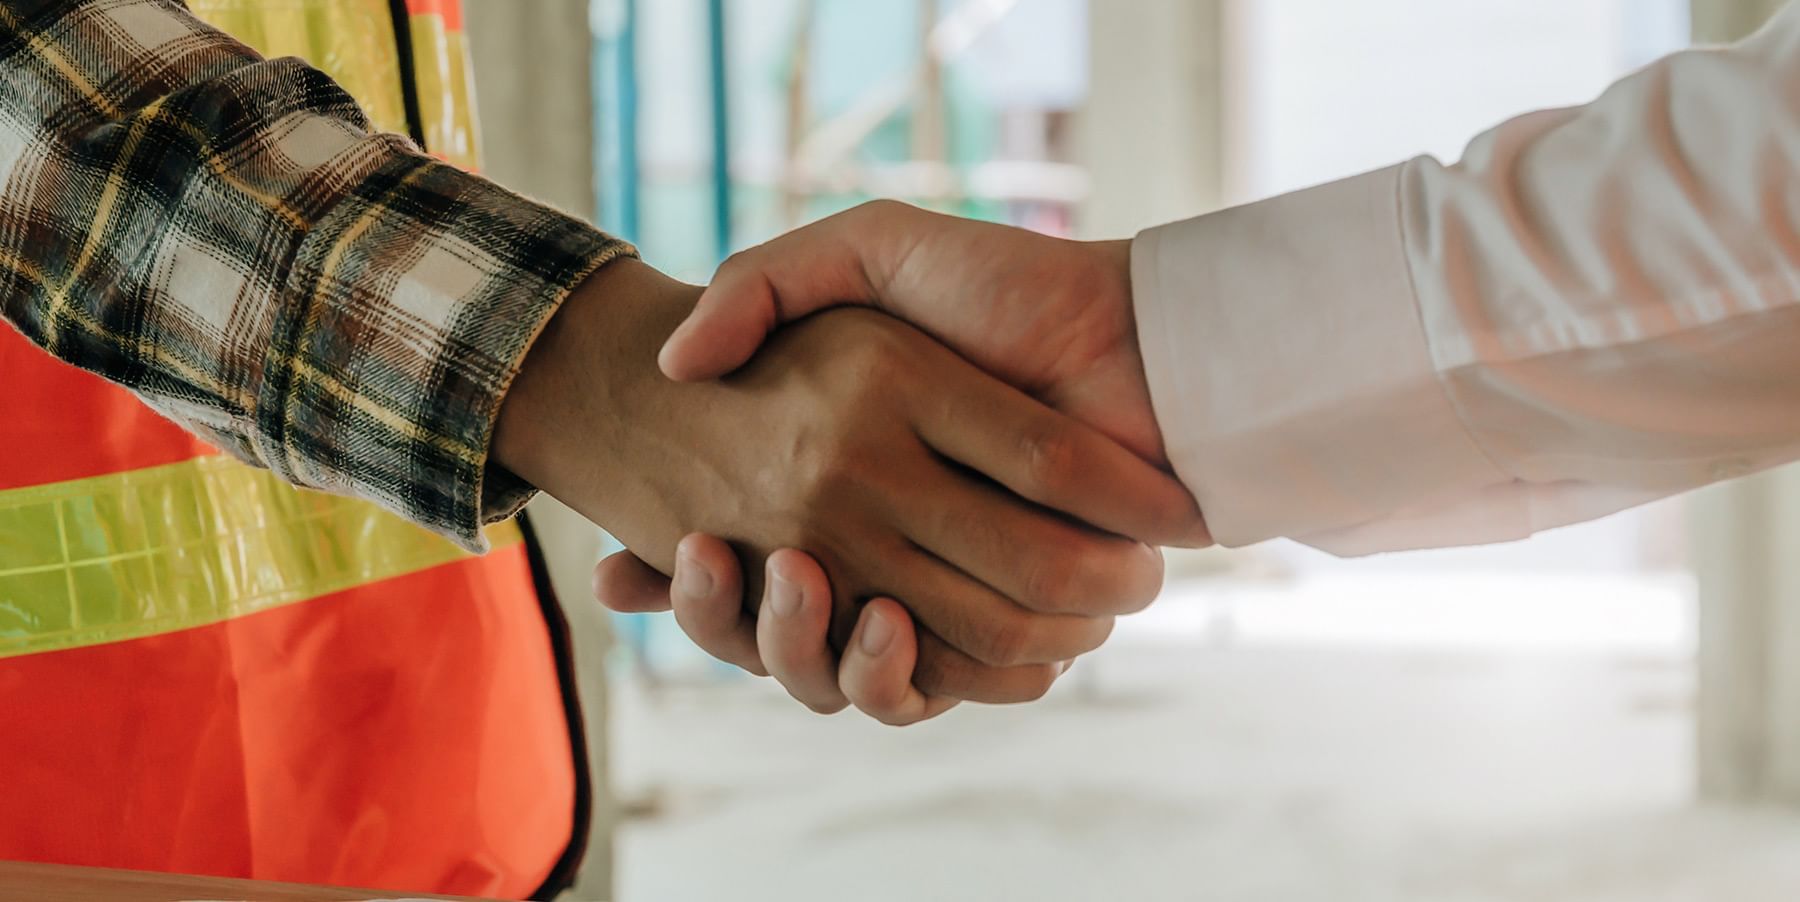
[0, 0, 633, 550]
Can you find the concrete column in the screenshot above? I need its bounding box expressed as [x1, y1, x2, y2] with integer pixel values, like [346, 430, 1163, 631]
[1075, 0, 1227, 238]
[1689, 0, 1800, 809]
[460, 2, 619, 897]
[462, 0, 598, 220]
[1692, 472, 1800, 803]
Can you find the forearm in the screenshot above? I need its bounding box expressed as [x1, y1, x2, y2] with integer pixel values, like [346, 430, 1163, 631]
[1136, 6, 1800, 554]
[494, 258, 707, 571]
[0, 0, 632, 549]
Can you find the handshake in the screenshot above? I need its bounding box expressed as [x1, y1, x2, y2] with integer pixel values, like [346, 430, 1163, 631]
[494, 201, 1210, 727]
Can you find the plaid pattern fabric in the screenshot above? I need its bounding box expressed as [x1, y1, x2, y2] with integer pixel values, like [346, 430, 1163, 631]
[0, 0, 633, 550]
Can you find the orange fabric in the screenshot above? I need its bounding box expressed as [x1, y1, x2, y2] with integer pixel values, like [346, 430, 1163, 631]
[2, 265, 575, 900]
[0, 324, 216, 490]
[407, 0, 463, 32]
[0, 545, 575, 899]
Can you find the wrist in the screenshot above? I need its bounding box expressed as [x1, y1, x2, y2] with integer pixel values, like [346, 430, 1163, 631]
[1094, 235, 1138, 349]
[493, 258, 700, 495]
[1092, 238, 1133, 279]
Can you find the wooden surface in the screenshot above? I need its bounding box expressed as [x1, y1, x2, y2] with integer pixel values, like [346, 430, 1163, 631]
[0, 861, 488, 901]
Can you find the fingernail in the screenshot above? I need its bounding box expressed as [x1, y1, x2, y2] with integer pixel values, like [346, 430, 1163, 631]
[858, 608, 896, 656]
[675, 548, 713, 599]
[768, 562, 802, 617]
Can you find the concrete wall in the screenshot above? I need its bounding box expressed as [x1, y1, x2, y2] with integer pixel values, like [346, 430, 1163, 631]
[1688, 0, 1800, 807]
[461, 2, 620, 897]
[463, 0, 598, 220]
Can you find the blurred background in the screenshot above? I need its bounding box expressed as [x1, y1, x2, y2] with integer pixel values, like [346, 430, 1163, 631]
[461, 1, 1800, 899]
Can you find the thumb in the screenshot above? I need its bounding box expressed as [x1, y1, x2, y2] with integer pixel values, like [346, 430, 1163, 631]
[658, 263, 799, 381]
[659, 201, 917, 381]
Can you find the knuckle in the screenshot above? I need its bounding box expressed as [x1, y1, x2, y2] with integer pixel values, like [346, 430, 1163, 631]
[971, 614, 1035, 669]
[859, 686, 911, 724]
[1019, 427, 1079, 499]
[846, 674, 904, 721]
[677, 608, 752, 658]
[812, 340, 886, 399]
[910, 648, 966, 699]
[928, 503, 999, 564]
[1154, 497, 1211, 550]
[855, 198, 908, 221]
[1028, 611, 1111, 664]
[1085, 615, 1118, 655]
[840, 325, 911, 378]
[1071, 543, 1162, 615]
[1014, 664, 1061, 703]
[713, 248, 761, 282]
[1121, 552, 1166, 614]
[1021, 553, 1080, 613]
[1162, 491, 1201, 534]
[1115, 582, 1159, 616]
[803, 697, 849, 717]
[876, 709, 924, 728]
[781, 419, 874, 504]
[798, 444, 874, 513]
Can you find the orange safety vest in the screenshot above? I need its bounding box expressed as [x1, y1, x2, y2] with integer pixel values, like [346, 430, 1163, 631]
[0, 2, 586, 898]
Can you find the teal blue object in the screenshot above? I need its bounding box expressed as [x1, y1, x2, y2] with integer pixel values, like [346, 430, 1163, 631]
[707, 0, 732, 261]
[593, 0, 641, 244]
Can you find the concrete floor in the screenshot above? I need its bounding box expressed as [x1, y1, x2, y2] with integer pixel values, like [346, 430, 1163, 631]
[607, 632, 1800, 902]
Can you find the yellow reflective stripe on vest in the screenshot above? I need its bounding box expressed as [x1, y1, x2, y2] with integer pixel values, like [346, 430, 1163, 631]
[0, 1, 516, 660]
[187, 0, 413, 138]
[406, 12, 482, 169]
[0, 456, 519, 660]
[190, 0, 484, 171]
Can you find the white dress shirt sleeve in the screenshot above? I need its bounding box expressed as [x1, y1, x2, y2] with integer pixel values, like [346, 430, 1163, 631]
[1133, 6, 1800, 556]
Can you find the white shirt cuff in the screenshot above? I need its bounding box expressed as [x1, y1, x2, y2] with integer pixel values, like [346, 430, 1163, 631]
[1131, 164, 1512, 551]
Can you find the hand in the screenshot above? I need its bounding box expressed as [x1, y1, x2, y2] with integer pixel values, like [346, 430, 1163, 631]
[598, 535, 959, 725]
[592, 203, 1207, 722]
[497, 259, 1195, 701]
[663, 199, 1179, 465]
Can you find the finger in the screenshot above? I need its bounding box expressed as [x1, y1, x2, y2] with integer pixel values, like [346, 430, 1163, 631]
[841, 599, 959, 726]
[659, 201, 918, 381]
[757, 549, 849, 715]
[911, 627, 1068, 705]
[592, 550, 676, 614]
[899, 461, 1165, 616]
[885, 546, 1115, 668]
[667, 534, 766, 677]
[914, 368, 1207, 548]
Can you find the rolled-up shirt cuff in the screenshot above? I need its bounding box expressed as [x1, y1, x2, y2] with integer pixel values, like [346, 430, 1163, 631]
[1130, 163, 1511, 551]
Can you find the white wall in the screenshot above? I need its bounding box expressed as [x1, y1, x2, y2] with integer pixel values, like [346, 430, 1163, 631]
[1227, 0, 1689, 203]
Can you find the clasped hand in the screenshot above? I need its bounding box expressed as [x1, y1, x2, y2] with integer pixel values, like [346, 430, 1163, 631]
[504, 202, 1207, 725]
